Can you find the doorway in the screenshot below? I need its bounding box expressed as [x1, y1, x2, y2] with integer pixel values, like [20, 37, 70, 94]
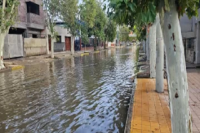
[65, 37, 71, 51]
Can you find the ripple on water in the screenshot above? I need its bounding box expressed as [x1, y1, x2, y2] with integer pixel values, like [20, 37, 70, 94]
[0, 47, 134, 133]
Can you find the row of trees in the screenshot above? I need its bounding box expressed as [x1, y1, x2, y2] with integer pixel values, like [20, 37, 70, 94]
[43, 0, 117, 57]
[0, 0, 117, 69]
[108, 0, 198, 132]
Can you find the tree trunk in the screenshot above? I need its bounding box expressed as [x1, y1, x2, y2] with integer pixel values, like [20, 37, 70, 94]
[94, 37, 97, 51]
[161, 1, 192, 132]
[0, 33, 5, 69]
[46, 27, 49, 55]
[71, 36, 75, 55]
[156, 14, 164, 93]
[146, 28, 150, 61]
[104, 40, 106, 49]
[142, 40, 146, 53]
[149, 21, 157, 78]
[51, 38, 54, 58]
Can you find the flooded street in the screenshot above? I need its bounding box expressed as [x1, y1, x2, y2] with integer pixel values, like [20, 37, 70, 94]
[0, 47, 135, 133]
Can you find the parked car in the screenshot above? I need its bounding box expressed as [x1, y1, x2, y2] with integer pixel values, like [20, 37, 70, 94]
[74, 40, 81, 51]
[82, 43, 91, 47]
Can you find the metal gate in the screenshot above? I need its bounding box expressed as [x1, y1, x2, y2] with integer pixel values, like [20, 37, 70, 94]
[3, 34, 24, 59]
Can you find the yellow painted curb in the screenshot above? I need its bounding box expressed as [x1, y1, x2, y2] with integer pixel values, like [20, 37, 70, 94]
[94, 51, 100, 54]
[11, 65, 24, 71]
[81, 53, 90, 56]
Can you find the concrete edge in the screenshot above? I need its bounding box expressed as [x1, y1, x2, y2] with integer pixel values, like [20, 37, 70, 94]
[0, 65, 24, 74]
[124, 78, 137, 133]
[81, 53, 90, 56]
[93, 51, 100, 54]
[11, 65, 25, 71]
[0, 67, 12, 73]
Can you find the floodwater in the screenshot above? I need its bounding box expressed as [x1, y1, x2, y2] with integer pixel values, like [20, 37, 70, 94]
[0, 47, 135, 133]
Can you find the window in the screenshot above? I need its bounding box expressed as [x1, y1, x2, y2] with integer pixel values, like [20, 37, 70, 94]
[32, 34, 37, 38]
[57, 36, 61, 43]
[27, 2, 40, 15]
[188, 39, 194, 49]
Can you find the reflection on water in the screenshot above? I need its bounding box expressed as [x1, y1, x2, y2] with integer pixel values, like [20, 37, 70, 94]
[0, 47, 135, 133]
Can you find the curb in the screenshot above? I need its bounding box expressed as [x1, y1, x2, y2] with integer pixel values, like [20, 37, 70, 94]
[11, 65, 25, 71]
[81, 53, 90, 56]
[0, 65, 24, 74]
[124, 78, 137, 133]
[0, 67, 12, 73]
[93, 51, 100, 54]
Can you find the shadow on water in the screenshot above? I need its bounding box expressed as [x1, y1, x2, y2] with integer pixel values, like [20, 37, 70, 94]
[0, 47, 135, 133]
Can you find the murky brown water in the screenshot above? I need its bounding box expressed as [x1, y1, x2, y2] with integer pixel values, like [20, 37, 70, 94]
[0, 47, 135, 133]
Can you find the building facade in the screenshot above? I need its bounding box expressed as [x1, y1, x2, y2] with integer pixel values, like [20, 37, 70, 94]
[180, 8, 200, 64]
[47, 24, 72, 52]
[10, 0, 46, 38]
[4, 0, 47, 58]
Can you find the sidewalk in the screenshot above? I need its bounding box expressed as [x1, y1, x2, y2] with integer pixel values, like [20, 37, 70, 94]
[130, 69, 200, 133]
[130, 79, 171, 133]
[1, 48, 109, 73]
[188, 69, 200, 133]
[3, 50, 91, 66]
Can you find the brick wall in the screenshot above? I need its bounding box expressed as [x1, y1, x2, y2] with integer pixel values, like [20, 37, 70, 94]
[17, 0, 45, 26]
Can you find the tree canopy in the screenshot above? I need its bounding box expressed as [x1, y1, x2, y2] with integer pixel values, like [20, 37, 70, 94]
[107, 0, 199, 39]
[59, 0, 79, 36]
[119, 25, 130, 42]
[104, 20, 117, 42]
[0, 0, 19, 33]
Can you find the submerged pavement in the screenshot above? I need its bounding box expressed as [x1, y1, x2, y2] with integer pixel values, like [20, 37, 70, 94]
[0, 47, 135, 133]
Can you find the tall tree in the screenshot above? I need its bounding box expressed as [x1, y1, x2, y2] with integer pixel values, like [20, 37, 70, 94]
[0, 0, 19, 69]
[80, 0, 97, 51]
[43, 0, 60, 58]
[104, 20, 117, 48]
[119, 26, 130, 44]
[108, 0, 199, 132]
[160, 1, 197, 132]
[59, 0, 79, 55]
[156, 14, 164, 93]
[92, 2, 107, 51]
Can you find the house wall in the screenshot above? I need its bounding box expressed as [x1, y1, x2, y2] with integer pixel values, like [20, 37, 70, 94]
[12, 0, 45, 35]
[54, 42, 66, 52]
[54, 26, 71, 42]
[3, 35, 24, 59]
[47, 25, 72, 52]
[180, 10, 200, 64]
[185, 39, 195, 63]
[24, 38, 47, 56]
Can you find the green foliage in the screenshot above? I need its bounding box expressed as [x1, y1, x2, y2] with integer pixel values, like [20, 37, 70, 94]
[80, 0, 97, 28]
[0, 0, 19, 33]
[175, 0, 199, 18]
[104, 20, 117, 42]
[93, 3, 107, 40]
[80, 0, 98, 46]
[108, 0, 156, 27]
[80, 0, 108, 50]
[133, 25, 146, 41]
[59, 0, 79, 36]
[81, 24, 89, 44]
[43, 0, 60, 38]
[119, 25, 130, 42]
[108, 0, 199, 42]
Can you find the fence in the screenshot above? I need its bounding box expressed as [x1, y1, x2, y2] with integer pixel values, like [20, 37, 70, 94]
[3, 35, 23, 59]
[24, 38, 47, 56]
